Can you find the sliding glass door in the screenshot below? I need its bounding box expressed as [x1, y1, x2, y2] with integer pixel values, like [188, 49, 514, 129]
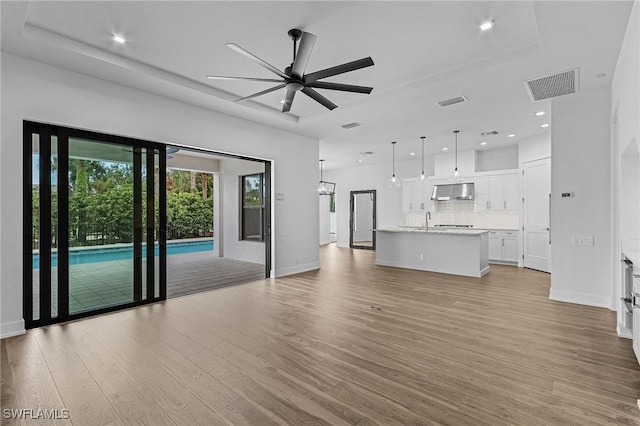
[24, 122, 166, 328]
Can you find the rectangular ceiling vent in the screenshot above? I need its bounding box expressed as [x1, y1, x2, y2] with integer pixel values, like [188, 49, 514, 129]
[341, 122, 361, 129]
[480, 131, 499, 137]
[436, 96, 468, 108]
[525, 68, 579, 101]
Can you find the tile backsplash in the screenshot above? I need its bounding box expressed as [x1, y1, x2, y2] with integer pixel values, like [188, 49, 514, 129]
[405, 200, 519, 230]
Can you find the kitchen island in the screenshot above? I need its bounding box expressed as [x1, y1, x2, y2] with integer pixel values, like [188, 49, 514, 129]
[375, 228, 490, 277]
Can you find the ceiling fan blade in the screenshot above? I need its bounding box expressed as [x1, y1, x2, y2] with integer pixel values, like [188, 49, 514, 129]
[207, 76, 284, 83]
[226, 43, 289, 79]
[302, 87, 337, 110]
[304, 57, 375, 83]
[235, 84, 286, 102]
[291, 32, 317, 79]
[282, 89, 296, 113]
[305, 81, 373, 94]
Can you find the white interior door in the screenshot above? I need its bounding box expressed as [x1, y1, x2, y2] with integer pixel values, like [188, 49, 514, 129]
[523, 157, 551, 273]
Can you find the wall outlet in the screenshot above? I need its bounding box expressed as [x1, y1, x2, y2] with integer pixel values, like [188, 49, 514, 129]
[572, 236, 594, 246]
[278, 228, 285, 236]
[419, 253, 424, 260]
[295, 256, 300, 264]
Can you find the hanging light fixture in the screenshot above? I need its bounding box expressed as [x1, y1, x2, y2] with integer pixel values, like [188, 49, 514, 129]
[318, 159, 336, 195]
[449, 130, 463, 183]
[418, 136, 426, 182]
[387, 141, 401, 188]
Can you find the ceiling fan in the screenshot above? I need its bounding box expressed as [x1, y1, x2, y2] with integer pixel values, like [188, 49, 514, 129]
[207, 28, 374, 113]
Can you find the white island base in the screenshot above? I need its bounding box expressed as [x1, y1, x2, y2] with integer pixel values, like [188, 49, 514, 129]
[375, 229, 490, 278]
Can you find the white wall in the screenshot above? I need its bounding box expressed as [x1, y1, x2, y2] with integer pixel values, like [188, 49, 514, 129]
[476, 146, 519, 172]
[550, 87, 612, 308]
[0, 53, 320, 337]
[611, 1, 639, 327]
[519, 133, 551, 164]
[319, 195, 331, 245]
[324, 159, 413, 248]
[220, 158, 265, 264]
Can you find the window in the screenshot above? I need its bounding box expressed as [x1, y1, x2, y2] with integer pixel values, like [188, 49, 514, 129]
[240, 173, 264, 241]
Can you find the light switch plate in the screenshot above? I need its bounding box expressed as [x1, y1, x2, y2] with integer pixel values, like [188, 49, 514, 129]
[572, 236, 594, 245]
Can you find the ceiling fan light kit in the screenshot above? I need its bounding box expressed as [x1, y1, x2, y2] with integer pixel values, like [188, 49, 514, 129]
[208, 28, 375, 113]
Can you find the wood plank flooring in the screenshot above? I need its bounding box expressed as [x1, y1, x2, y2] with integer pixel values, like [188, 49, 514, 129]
[2, 244, 640, 425]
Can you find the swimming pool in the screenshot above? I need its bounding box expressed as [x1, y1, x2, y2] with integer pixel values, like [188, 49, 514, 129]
[32, 239, 214, 269]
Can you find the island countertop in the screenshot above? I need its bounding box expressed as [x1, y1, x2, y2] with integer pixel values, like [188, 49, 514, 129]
[374, 227, 489, 236]
[375, 227, 490, 277]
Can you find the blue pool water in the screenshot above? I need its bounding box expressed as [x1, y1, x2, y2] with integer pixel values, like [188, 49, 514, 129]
[32, 239, 214, 269]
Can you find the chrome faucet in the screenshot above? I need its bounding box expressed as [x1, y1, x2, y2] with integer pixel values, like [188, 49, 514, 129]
[425, 211, 431, 231]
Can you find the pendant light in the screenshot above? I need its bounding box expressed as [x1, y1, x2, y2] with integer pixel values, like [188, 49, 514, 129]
[418, 136, 426, 183]
[318, 159, 335, 195]
[387, 141, 401, 188]
[449, 130, 463, 183]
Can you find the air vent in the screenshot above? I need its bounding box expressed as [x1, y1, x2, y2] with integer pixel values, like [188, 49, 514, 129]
[480, 131, 499, 137]
[436, 96, 468, 108]
[359, 151, 374, 155]
[341, 122, 361, 129]
[525, 68, 579, 101]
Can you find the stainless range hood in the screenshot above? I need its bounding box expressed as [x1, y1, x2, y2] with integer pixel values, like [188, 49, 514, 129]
[431, 183, 474, 200]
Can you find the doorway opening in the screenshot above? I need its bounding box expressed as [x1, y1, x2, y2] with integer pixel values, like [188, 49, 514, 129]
[164, 147, 270, 298]
[24, 121, 272, 329]
[349, 190, 376, 250]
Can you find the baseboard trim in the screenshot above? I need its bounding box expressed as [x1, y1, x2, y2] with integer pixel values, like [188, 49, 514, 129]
[617, 323, 633, 339]
[275, 262, 320, 278]
[1, 320, 26, 339]
[549, 288, 611, 309]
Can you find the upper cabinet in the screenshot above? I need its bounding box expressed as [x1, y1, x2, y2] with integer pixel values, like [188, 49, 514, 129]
[473, 171, 518, 212]
[402, 178, 438, 212]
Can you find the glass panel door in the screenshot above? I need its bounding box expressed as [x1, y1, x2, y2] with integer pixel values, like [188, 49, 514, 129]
[24, 122, 166, 328]
[67, 138, 137, 314]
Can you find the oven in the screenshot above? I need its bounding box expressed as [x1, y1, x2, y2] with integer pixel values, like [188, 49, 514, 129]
[622, 258, 633, 331]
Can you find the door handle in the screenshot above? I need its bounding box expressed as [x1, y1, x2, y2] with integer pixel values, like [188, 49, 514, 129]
[546, 227, 550, 231]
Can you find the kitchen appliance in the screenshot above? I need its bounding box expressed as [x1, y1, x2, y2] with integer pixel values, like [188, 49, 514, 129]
[622, 258, 633, 330]
[431, 183, 474, 200]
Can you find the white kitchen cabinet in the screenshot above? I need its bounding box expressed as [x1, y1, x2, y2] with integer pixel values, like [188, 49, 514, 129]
[402, 178, 416, 212]
[487, 230, 519, 263]
[402, 178, 427, 212]
[474, 172, 518, 211]
[503, 174, 519, 210]
[502, 231, 518, 261]
[488, 231, 503, 260]
[474, 177, 489, 211]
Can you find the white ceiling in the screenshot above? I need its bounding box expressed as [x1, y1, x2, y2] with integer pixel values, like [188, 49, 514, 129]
[1, 1, 633, 169]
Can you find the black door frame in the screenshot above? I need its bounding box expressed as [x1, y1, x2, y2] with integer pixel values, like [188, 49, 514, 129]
[23, 121, 167, 329]
[349, 189, 377, 250]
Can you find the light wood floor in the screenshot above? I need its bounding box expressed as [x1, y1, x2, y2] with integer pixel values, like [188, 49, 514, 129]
[2, 244, 640, 425]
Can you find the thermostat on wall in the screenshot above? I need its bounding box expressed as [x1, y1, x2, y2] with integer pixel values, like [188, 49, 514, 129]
[561, 192, 573, 198]
[276, 192, 285, 200]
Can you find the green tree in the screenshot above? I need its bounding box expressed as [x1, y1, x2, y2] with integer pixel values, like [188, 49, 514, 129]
[166, 192, 213, 239]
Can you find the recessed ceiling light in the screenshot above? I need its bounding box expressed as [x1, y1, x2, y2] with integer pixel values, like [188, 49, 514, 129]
[442, 147, 448, 151]
[409, 152, 415, 156]
[112, 34, 126, 44]
[536, 111, 545, 116]
[480, 142, 487, 146]
[508, 134, 515, 138]
[358, 159, 363, 163]
[541, 123, 550, 128]
[279, 100, 286, 104]
[480, 21, 494, 31]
